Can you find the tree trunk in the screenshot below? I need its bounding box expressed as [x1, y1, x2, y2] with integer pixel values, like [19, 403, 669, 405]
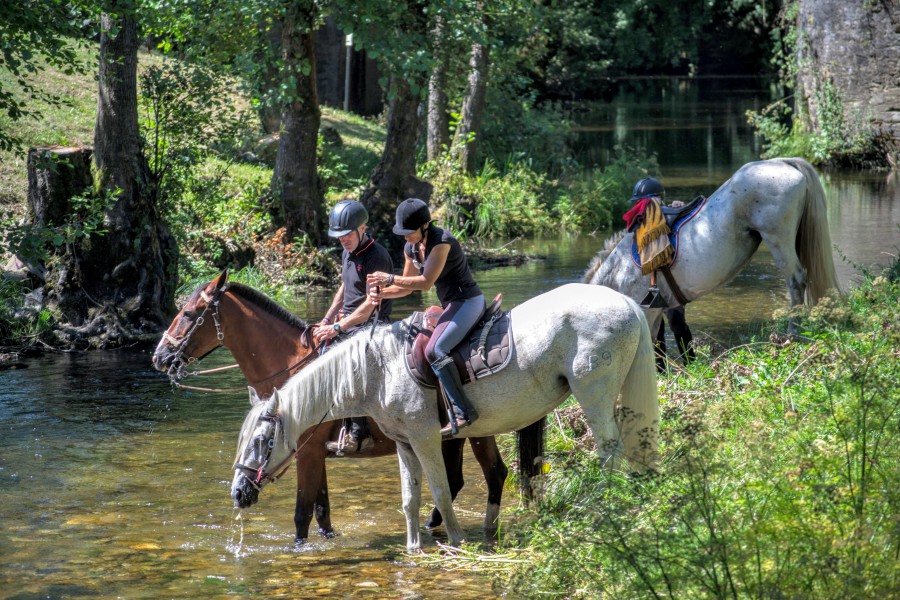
[359, 75, 432, 249]
[453, 39, 491, 174]
[43, 4, 177, 348]
[270, 2, 323, 244]
[427, 16, 450, 161]
[26, 147, 93, 229]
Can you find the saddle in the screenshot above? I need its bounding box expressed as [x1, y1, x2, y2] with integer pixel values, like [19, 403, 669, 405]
[630, 195, 707, 269]
[403, 293, 513, 388]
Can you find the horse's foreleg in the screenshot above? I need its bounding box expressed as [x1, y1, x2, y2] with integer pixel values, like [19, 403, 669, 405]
[293, 454, 326, 543]
[411, 438, 464, 547]
[426, 438, 465, 530]
[314, 463, 334, 538]
[396, 442, 424, 552]
[470, 436, 508, 539]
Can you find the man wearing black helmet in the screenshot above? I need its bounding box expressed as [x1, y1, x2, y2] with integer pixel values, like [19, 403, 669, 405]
[315, 199, 393, 453]
[367, 198, 484, 436]
[627, 178, 695, 367]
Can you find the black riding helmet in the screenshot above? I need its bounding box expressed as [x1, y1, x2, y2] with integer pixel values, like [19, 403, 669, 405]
[630, 177, 665, 202]
[393, 198, 432, 235]
[328, 200, 368, 237]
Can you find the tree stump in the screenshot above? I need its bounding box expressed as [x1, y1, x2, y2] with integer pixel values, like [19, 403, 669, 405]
[26, 146, 93, 227]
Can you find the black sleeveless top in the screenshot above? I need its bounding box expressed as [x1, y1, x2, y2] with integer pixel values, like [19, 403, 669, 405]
[404, 225, 481, 306]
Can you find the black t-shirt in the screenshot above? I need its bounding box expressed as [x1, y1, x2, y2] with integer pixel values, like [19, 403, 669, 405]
[404, 224, 481, 306]
[342, 235, 393, 321]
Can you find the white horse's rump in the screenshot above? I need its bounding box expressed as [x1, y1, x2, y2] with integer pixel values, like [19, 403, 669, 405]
[232, 283, 659, 551]
[585, 157, 840, 334]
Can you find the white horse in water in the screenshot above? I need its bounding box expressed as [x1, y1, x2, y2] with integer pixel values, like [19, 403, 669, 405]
[231, 283, 658, 551]
[584, 157, 840, 335]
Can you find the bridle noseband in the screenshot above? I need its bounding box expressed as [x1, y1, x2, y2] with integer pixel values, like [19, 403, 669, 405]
[163, 286, 228, 384]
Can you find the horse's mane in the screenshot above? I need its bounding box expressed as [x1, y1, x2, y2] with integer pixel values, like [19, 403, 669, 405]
[269, 319, 406, 448]
[227, 282, 309, 329]
[582, 229, 628, 283]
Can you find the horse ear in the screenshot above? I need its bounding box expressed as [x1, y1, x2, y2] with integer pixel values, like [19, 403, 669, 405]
[248, 386, 262, 406]
[264, 391, 279, 416]
[208, 269, 228, 294]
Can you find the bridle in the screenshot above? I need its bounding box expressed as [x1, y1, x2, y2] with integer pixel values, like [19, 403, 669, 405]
[233, 401, 335, 492]
[163, 285, 228, 385]
[233, 412, 292, 490]
[161, 283, 324, 393]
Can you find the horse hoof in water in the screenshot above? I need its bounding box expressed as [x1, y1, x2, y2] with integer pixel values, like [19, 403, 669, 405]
[425, 509, 443, 530]
[318, 528, 337, 539]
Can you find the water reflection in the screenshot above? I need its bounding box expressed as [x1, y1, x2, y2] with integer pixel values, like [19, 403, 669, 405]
[0, 351, 507, 598]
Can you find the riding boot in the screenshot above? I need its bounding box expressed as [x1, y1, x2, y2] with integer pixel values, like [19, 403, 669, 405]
[431, 356, 478, 437]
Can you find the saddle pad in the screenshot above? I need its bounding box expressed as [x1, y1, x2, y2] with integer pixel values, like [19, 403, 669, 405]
[403, 309, 514, 388]
[631, 195, 707, 269]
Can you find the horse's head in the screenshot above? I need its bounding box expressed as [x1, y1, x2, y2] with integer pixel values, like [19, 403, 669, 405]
[231, 388, 294, 509]
[152, 270, 229, 378]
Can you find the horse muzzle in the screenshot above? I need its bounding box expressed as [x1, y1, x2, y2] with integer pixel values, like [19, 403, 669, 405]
[231, 474, 260, 509]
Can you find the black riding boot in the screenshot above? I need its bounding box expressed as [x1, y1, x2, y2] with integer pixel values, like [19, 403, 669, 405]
[431, 356, 478, 437]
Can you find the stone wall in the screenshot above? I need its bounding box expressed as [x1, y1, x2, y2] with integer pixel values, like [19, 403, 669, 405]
[796, 0, 900, 164]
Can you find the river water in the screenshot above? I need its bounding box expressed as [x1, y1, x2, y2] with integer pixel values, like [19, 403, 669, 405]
[1, 78, 898, 599]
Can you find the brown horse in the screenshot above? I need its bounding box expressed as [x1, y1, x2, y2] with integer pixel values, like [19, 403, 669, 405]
[151, 271, 508, 542]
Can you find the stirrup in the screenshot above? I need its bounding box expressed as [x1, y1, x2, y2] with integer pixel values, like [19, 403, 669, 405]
[640, 286, 668, 308]
[440, 417, 471, 438]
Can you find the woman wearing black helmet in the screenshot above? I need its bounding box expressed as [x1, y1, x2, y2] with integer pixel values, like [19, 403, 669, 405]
[626, 178, 695, 368]
[315, 199, 394, 453]
[367, 198, 485, 436]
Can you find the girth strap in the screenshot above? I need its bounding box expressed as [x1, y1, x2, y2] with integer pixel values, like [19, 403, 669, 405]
[660, 266, 690, 306]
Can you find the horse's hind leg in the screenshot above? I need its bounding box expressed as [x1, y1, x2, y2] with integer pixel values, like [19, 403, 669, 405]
[759, 232, 807, 331]
[469, 436, 508, 538]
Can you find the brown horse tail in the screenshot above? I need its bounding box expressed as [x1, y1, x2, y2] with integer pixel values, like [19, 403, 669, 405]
[516, 417, 545, 503]
[786, 157, 841, 304]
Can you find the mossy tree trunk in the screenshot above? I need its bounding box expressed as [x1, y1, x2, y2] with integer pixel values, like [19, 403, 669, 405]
[270, 0, 323, 244]
[43, 2, 177, 349]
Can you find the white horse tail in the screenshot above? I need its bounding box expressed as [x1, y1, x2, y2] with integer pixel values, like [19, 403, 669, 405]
[618, 302, 660, 471]
[785, 157, 841, 304]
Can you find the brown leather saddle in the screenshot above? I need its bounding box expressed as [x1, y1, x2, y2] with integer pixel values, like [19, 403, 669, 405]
[403, 293, 513, 388]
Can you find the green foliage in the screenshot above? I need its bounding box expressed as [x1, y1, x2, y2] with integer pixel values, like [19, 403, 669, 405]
[0, 276, 53, 346]
[747, 80, 883, 168]
[500, 268, 900, 598]
[139, 60, 256, 213]
[0, 0, 93, 152]
[423, 151, 556, 240]
[556, 146, 659, 233]
[1, 184, 118, 266]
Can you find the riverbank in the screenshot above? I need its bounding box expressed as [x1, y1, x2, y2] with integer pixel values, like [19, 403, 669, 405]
[430, 262, 900, 598]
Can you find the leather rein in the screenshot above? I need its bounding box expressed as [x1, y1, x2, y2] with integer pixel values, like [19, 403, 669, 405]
[163, 285, 323, 393]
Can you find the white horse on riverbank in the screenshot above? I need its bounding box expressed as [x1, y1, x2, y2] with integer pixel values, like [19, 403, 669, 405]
[230, 283, 658, 551]
[584, 157, 840, 334]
